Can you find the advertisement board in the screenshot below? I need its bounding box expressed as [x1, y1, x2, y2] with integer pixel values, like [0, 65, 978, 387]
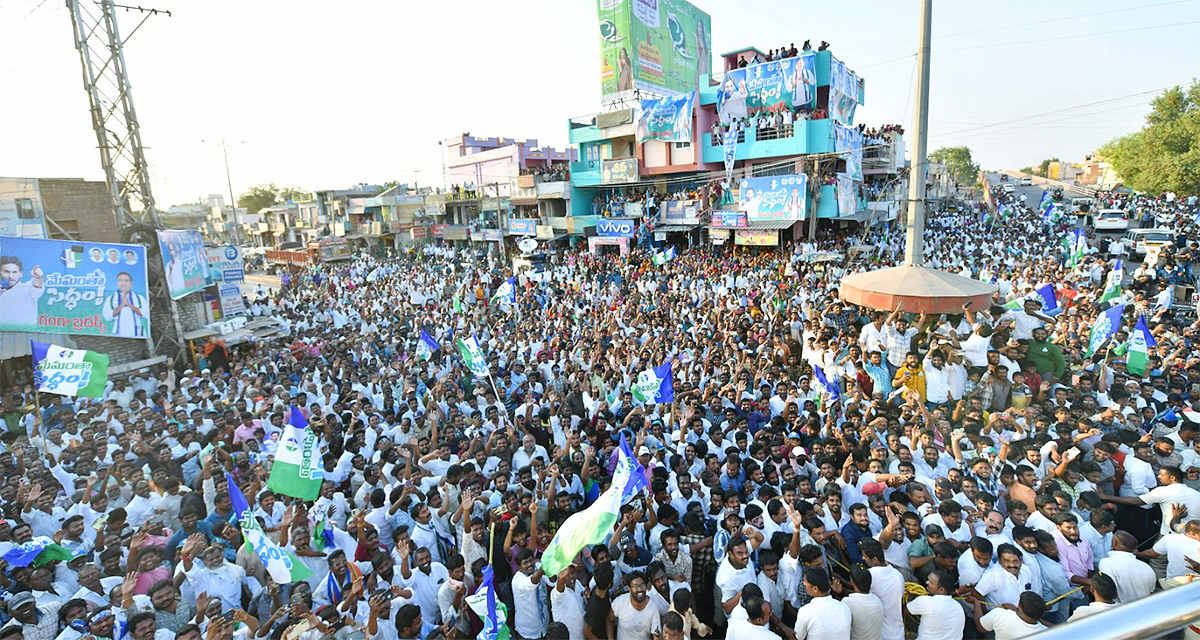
[596, 218, 637, 238]
[480, 229, 504, 242]
[0, 237, 150, 338]
[156, 230, 213, 299]
[508, 219, 538, 236]
[0, 178, 48, 239]
[602, 158, 639, 184]
[717, 54, 817, 122]
[218, 282, 245, 317]
[570, 215, 601, 235]
[411, 227, 428, 240]
[442, 225, 470, 241]
[710, 211, 748, 228]
[598, 0, 712, 98]
[536, 225, 557, 240]
[662, 200, 685, 223]
[206, 245, 246, 284]
[637, 91, 696, 143]
[735, 229, 779, 246]
[430, 224, 447, 238]
[739, 175, 808, 221]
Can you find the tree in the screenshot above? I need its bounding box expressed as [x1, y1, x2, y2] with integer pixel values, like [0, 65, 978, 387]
[237, 183, 306, 215]
[929, 146, 980, 185]
[1038, 157, 1060, 177]
[1099, 81, 1200, 196]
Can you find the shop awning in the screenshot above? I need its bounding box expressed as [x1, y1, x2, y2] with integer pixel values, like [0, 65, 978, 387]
[0, 331, 77, 360]
[655, 225, 698, 233]
[746, 219, 798, 230]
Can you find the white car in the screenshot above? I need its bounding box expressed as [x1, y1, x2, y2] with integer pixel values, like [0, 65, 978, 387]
[1002, 184, 1015, 194]
[1093, 209, 1129, 231]
[1019, 177, 1033, 186]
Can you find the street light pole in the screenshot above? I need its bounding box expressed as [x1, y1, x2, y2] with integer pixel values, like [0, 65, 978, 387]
[904, 0, 932, 267]
[220, 137, 241, 246]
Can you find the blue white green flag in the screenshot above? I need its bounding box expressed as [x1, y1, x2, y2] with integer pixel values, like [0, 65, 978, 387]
[541, 434, 647, 577]
[631, 362, 674, 404]
[229, 473, 313, 584]
[457, 336, 489, 378]
[490, 277, 516, 305]
[1100, 259, 1123, 304]
[266, 406, 324, 501]
[417, 329, 440, 361]
[1085, 303, 1124, 359]
[30, 341, 109, 398]
[651, 247, 676, 266]
[466, 567, 510, 640]
[1127, 316, 1156, 377]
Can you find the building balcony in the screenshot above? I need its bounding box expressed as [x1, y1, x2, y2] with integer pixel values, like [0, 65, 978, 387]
[570, 159, 602, 187]
[700, 119, 833, 164]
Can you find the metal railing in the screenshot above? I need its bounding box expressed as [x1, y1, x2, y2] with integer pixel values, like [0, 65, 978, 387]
[1029, 581, 1200, 640]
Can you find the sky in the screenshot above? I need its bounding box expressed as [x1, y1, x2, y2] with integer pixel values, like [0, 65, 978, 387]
[1, 0, 1197, 207]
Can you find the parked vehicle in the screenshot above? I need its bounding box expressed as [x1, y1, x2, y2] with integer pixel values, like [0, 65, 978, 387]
[1123, 228, 1177, 254]
[1092, 209, 1129, 232]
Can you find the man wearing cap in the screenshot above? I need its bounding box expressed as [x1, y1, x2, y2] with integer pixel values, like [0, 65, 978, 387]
[2, 591, 61, 639]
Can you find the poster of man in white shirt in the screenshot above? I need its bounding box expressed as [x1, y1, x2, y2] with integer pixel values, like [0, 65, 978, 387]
[0, 255, 44, 330]
[102, 272, 149, 338]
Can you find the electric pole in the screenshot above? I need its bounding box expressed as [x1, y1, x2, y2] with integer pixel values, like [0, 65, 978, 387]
[904, 0, 932, 267]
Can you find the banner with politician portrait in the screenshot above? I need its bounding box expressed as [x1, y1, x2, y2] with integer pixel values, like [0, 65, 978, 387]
[738, 174, 807, 221]
[834, 122, 864, 181]
[829, 58, 859, 125]
[636, 91, 695, 143]
[156, 230, 213, 299]
[0, 236, 151, 339]
[716, 54, 816, 123]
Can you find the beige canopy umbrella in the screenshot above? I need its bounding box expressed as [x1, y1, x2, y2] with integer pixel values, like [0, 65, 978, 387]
[838, 0, 996, 316]
[840, 264, 995, 315]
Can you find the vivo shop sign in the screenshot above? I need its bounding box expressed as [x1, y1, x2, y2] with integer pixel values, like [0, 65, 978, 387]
[596, 218, 636, 238]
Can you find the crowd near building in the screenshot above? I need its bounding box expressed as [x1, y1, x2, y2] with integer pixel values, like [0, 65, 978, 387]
[2, 0, 1200, 639]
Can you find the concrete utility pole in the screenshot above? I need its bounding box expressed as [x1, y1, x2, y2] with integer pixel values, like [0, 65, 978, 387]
[904, 0, 932, 267]
[220, 138, 241, 245]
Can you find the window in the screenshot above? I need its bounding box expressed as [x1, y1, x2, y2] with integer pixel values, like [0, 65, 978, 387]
[15, 198, 37, 219]
[585, 145, 600, 163]
[752, 164, 794, 178]
[673, 141, 691, 150]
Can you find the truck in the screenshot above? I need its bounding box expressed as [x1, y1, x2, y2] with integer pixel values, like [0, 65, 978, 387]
[264, 238, 354, 271]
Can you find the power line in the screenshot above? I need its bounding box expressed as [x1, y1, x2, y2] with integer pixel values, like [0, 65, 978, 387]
[928, 87, 1167, 139]
[939, 20, 1200, 52]
[838, 0, 1194, 57]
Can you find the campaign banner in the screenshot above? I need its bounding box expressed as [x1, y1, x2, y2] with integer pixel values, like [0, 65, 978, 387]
[829, 58, 859, 125]
[710, 211, 748, 228]
[206, 245, 245, 284]
[507, 219, 537, 236]
[637, 91, 695, 143]
[836, 173, 858, 217]
[716, 54, 817, 122]
[596, 218, 637, 238]
[834, 123, 864, 181]
[723, 123, 738, 183]
[598, 0, 712, 97]
[735, 229, 779, 246]
[0, 237, 150, 339]
[157, 230, 213, 299]
[738, 174, 807, 221]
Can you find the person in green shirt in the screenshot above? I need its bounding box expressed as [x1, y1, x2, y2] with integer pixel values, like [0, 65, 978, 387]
[1024, 327, 1065, 383]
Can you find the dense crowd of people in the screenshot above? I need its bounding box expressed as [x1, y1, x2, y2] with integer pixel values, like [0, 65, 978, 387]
[2, 182, 1200, 640]
[519, 167, 571, 183]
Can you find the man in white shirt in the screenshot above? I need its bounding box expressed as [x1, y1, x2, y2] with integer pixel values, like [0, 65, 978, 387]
[550, 563, 587, 640]
[903, 570, 965, 640]
[1097, 531, 1156, 603]
[399, 545, 449, 625]
[512, 548, 549, 639]
[860, 538, 904, 640]
[607, 571, 661, 640]
[843, 566, 884, 640]
[1141, 520, 1200, 579]
[727, 594, 784, 640]
[972, 544, 1036, 610]
[715, 537, 758, 619]
[974, 591, 1048, 640]
[1105, 466, 1200, 536]
[1070, 573, 1119, 620]
[793, 567, 851, 640]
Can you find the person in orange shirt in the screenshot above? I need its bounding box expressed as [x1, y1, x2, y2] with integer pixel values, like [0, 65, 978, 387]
[893, 352, 927, 402]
